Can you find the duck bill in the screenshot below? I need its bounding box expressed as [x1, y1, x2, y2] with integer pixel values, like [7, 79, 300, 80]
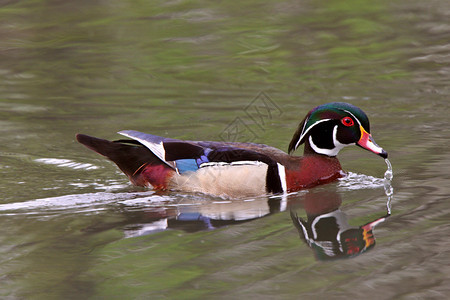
[357, 126, 388, 158]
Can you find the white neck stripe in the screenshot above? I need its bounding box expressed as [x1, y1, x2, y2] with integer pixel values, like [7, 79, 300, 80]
[309, 125, 348, 157]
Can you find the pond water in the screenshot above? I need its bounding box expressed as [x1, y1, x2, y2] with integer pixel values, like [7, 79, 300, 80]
[1, 0, 449, 298]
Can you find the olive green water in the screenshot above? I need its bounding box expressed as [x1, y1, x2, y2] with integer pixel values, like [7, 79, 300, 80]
[1, 0, 449, 299]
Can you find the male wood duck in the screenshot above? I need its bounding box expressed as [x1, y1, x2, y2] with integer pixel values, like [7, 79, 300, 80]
[76, 102, 387, 198]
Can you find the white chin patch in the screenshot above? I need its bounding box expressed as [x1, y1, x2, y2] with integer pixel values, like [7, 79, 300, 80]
[308, 125, 350, 157]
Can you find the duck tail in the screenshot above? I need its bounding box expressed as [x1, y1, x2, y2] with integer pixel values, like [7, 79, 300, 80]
[75, 134, 174, 187]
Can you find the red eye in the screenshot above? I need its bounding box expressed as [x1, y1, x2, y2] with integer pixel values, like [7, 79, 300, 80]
[341, 117, 354, 127]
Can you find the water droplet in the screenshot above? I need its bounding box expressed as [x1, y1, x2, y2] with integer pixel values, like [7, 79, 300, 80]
[383, 158, 394, 215]
[384, 158, 393, 181]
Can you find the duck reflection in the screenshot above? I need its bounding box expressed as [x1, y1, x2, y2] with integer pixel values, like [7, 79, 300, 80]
[120, 195, 287, 237]
[112, 185, 391, 261]
[290, 189, 390, 260]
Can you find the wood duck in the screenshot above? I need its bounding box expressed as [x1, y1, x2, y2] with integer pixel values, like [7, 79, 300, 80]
[76, 102, 387, 198]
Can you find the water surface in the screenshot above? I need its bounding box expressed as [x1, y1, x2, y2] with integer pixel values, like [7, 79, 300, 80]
[1, 0, 449, 298]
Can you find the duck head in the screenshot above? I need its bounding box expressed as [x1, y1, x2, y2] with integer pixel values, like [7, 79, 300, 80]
[288, 102, 387, 158]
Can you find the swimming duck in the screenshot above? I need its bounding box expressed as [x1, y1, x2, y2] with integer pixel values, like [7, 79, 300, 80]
[76, 102, 387, 198]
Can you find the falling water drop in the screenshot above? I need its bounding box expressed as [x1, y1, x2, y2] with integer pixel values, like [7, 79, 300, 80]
[384, 158, 393, 215]
[384, 158, 393, 181]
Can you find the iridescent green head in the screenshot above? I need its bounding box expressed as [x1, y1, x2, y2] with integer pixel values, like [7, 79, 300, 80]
[288, 102, 387, 158]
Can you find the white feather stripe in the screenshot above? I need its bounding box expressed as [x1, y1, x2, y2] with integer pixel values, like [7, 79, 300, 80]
[309, 136, 339, 156]
[118, 131, 173, 169]
[308, 125, 350, 157]
[199, 160, 263, 168]
[277, 163, 287, 193]
[294, 118, 332, 151]
[343, 109, 362, 127]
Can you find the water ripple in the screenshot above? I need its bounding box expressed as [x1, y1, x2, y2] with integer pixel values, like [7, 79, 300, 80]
[35, 158, 99, 170]
[0, 191, 171, 216]
[337, 172, 385, 191]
